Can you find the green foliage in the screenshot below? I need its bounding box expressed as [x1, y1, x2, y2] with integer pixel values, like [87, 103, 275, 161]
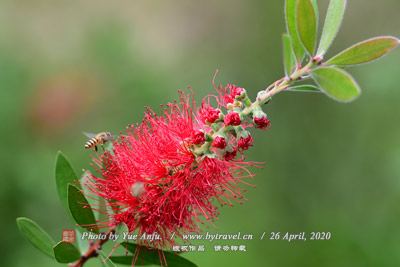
[285, 0, 305, 63]
[68, 184, 99, 234]
[114, 242, 198, 267]
[317, 0, 346, 57]
[99, 251, 117, 267]
[296, 0, 317, 56]
[286, 85, 320, 92]
[55, 151, 81, 210]
[53, 241, 81, 263]
[16, 217, 55, 258]
[311, 67, 360, 102]
[282, 0, 398, 103]
[282, 34, 296, 77]
[326, 36, 400, 66]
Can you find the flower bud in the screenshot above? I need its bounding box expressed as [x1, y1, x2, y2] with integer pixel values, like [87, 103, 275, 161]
[253, 111, 271, 130]
[224, 112, 242, 126]
[238, 135, 254, 151]
[191, 130, 205, 144]
[212, 136, 227, 149]
[224, 147, 237, 161]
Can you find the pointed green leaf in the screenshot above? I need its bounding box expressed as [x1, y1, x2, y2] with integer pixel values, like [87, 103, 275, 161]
[285, 0, 305, 63]
[326, 36, 400, 66]
[317, 0, 347, 57]
[311, 67, 361, 102]
[287, 85, 321, 92]
[297, 0, 317, 56]
[53, 241, 81, 263]
[282, 34, 296, 77]
[115, 222, 129, 243]
[16, 217, 55, 258]
[56, 151, 81, 210]
[75, 229, 90, 253]
[99, 251, 117, 267]
[124, 242, 197, 266]
[68, 184, 99, 233]
[310, 0, 319, 22]
[109, 256, 152, 265]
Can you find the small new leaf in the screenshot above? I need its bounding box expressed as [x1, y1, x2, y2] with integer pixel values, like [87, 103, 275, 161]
[285, 0, 305, 63]
[16, 217, 55, 258]
[68, 184, 99, 233]
[326, 36, 400, 66]
[286, 85, 321, 92]
[317, 0, 347, 57]
[56, 151, 81, 210]
[297, 0, 317, 57]
[311, 67, 360, 102]
[53, 241, 81, 263]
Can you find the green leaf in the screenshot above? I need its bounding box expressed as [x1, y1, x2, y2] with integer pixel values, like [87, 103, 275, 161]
[109, 256, 152, 265]
[311, 67, 361, 102]
[317, 0, 347, 57]
[286, 85, 321, 92]
[53, 241, 81, 263]
[56, 151, 81, 210]
[285, 0, 305, 63]
[310, 0, 319, 22]
[297, 0, 317, 57]
[282, 34, 296, 77]
[99, 251, 117, 267]
[124, 242, 197, 267]
[75, 229, 90, 253]
[114, 222, 129, 243]
[68, 184, 99, 233]
[16, 217, 55, 258]
[326, 36, 400, 66]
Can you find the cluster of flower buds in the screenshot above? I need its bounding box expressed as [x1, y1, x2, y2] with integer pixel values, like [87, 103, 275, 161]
[191, 83, 271, 160]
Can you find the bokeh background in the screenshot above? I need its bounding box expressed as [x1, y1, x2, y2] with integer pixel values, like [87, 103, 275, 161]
[1, 0, 400, 266]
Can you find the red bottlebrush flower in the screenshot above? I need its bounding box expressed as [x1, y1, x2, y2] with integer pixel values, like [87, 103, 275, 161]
[215, 84, 246, 107]
[224, 112, 241, 126]
[197, 102, 221, 124]
[254, 116, 271, 130]
[238, 135, 254, 151]
[212, 136, 227, 149]
[81, 91, 260, 258]
[191, 130, 205, 144]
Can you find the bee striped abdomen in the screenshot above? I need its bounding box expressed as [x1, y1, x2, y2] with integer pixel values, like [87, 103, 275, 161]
[85, 138, 99, 149]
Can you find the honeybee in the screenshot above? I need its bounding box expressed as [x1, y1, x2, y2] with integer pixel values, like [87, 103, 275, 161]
[83, 132, 114, 152]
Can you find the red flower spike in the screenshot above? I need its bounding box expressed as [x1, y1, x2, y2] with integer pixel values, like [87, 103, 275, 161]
[238, 135, 254, 151]
[224, 112, 241, 126]
[81, 91, 261, 258]
[192, 130, 205, 144]
[212, 136, 227, 149]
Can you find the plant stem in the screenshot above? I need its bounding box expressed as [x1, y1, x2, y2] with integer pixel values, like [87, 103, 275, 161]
[193, 59, 320, 156]
[69, 227, 115, 267]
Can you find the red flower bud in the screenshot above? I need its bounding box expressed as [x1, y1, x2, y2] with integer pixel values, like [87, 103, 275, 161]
[212, 136, 227, 149]
[224, 112, 241, 126]
[254, 116, 271, 130]
[231, 87, 245, 98]
[191, 130, 205, 144]
[238, 135, 254, 151]
[224, 148, 237, 161]
[198, 103, 221, 124]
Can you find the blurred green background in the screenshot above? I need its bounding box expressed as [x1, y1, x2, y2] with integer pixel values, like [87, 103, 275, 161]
[1, 0, 400, 266]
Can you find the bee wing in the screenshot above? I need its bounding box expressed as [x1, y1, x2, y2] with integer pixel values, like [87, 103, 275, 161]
[82, 132, 97, 139]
